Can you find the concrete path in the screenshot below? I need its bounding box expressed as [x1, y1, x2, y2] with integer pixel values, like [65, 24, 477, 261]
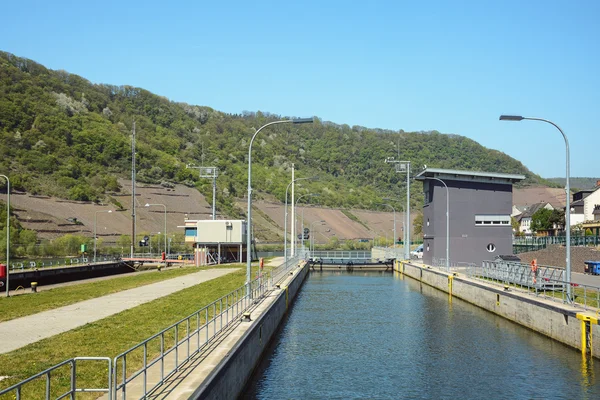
[0, 268, 238, 354]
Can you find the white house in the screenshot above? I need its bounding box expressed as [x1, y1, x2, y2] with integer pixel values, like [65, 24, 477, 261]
[516, 202, 554, 234]
[583, 184, 600, 222]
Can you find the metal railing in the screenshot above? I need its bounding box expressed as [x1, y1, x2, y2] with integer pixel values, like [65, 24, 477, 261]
[0, 357, 112, 400]
[310, 250, 372, 259]
[372, 246, 405, 260]
[430, 258, 477, 272]
[477, 260, 564, 286]
[112, 254, 304, 399]
[113, 276, 268, 399]
[464, 260, 600, 309]
[9, 257, 123, 272]
[513, 234, 599, 250]
[271, 255, 304, 285]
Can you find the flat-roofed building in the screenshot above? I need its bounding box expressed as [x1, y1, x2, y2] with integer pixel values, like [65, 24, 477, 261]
[180, 219, 247, 265]
[415, 168, 525, 267]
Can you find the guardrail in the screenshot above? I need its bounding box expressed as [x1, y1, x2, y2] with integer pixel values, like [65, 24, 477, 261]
[9, 257, 124, 272]
[0, 357, 112, 400]
[113, 286, 248, 398]
[430, 258, 477, 272]
[271, 255, 304, 284]
[112, 254, 303, 399]
[310, 251, 373, 259]
[513, 235, 599, 248]
[464, 260, 600, 309]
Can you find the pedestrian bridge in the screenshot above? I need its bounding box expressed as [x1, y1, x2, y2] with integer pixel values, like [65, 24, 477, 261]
[308, 248, 405, 269]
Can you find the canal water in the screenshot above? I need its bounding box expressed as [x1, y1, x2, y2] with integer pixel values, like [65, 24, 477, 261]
[243, 271, 600, 399]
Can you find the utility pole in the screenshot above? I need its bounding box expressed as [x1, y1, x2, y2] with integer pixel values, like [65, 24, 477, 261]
[131, 121, 136, 257]
[291, 164, 295, 257]
[385, 157, 411, 260]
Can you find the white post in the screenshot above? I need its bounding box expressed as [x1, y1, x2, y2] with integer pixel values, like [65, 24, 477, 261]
[291, 164, 295, 257]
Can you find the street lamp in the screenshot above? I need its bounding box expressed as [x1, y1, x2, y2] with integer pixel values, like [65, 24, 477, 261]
[94, 210, 113, 262]
[423, 177, 449, 271]
[0, 175, 9, 297]
[500, 115, 572, 300]
[145, 203, 167, 257]
[385, 158, 411, 259]
[284, 176, 317, 267]
[247, 118, 314, 292]
[296, 193, 320, 253]
[376, 203, 395, 249]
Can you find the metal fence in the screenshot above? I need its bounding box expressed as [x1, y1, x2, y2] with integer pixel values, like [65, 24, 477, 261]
[0, 357, 112, 400]
[513, 235, 600, 254]
[423, 257, 600, 310]
[310, 250, 372, 260]
[430, 258, 477, 272]
[463, 260, 600, 309]
[271, 254, 305, 285]
[112, 255, 303, 399]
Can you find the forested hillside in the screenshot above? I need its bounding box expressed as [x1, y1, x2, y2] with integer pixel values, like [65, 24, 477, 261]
[0, 51, 552, 215]
[548, 177, 598, 191]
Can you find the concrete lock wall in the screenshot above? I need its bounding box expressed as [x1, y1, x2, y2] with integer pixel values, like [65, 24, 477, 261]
[191, 262, 309, 399]
[398, 261, 600, 358]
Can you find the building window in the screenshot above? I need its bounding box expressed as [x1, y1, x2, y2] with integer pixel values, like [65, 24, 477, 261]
[185, 227, 197, 237]
[486, 243, 496, 252]
[475, 215, 510, 226]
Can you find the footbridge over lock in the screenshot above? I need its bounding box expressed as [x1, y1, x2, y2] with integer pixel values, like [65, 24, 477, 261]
[308, 248, 405, 271]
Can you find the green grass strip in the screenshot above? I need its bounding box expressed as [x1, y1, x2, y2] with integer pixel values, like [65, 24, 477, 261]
[0, 266, 256, 399]
[0, 265, 230, 323]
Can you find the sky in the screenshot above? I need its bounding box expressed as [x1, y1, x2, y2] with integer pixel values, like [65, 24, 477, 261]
[1, 0, 598, 179]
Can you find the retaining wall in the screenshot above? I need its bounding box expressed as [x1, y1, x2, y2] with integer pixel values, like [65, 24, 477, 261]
[190, 262, 309, 399]
[397, 261, 600, 358]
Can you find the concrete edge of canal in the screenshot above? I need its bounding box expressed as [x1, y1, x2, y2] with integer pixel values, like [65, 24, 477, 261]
[396, 261, 600, 358]
[188, 261, 310, 400]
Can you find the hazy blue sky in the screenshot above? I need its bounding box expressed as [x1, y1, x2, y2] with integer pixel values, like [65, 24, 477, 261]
[2, 0, 598, 178]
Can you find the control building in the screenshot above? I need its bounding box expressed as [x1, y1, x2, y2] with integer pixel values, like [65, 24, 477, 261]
[180, 219, 247, 266]
[415, 168, 525, 267]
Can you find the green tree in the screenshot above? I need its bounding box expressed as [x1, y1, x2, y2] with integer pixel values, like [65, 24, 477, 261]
[413, 213, 423, 236]
[511, 216, 521, 235]
[531, 208, 560, 233]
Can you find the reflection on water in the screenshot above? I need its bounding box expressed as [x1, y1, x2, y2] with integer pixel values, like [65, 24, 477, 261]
[243, 271, 600, 399]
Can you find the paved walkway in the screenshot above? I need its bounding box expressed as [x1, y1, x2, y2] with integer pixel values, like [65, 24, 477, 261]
[0, 268, 238, 354]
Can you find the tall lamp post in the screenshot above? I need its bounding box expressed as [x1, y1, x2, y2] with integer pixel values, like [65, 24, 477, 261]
[284, 177, 314, 267]
[1, 175, 9, 297]
[423, 177, 449, 271]
[376, 203, 396, 249]
[500, 115, 571, 300]
[94, 210, 113, 263]
[385, 158, 411, 259]
[247, 118, 314, 293]
[296, 193, 320, 253]
[146, 203, 167, 257]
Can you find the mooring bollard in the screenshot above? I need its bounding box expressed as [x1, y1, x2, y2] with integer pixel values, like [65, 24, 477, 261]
[31, 282, 38, 293]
